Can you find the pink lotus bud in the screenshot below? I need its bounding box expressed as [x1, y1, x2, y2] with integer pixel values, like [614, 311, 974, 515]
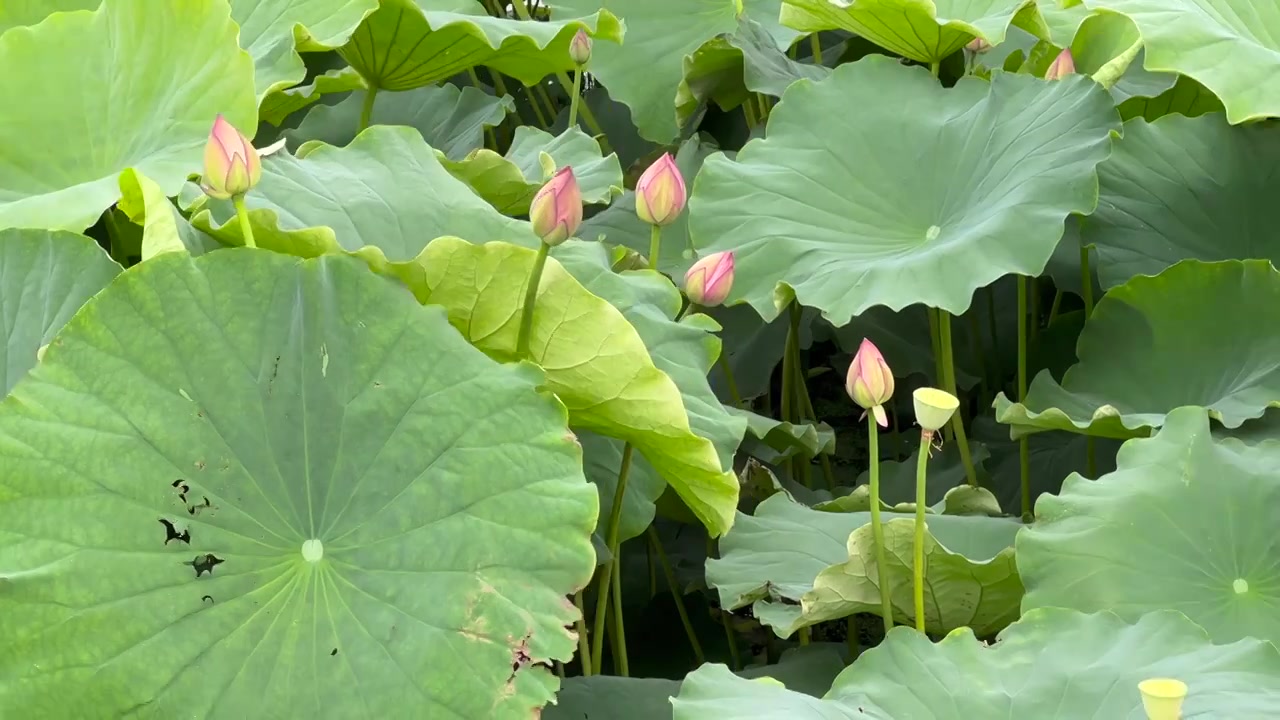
[1046, 48, 1075, 80]
[201, 114, 261, 200]
[529, 166, 582, 246]
[683, 251, 734, 307]
[966, 37, 991, 53]
[635, 153, 686, 227]
[569, 29, 592, 66]
[846, 338, 894, 427]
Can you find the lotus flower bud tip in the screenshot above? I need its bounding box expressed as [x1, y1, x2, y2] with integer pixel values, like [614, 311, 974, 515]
[1046, 48, 1075, 80]
[684, 251, 734, 307]
[966, 37, 992, 54]
[201, 114, 261, 200]
[912, 387, 959, 433]
[569, 29, 592, 65]
[635, 153, 687, 227]
[529, 166, 583, 247]
[846, 338, 894, 426]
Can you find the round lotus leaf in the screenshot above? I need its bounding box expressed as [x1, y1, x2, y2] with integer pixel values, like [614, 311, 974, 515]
[672, 608, 1280, 717]
[1019, 406, 1280, 646]
[995, 259, 1280, 439]
[689, 55, 1118, 325]
[0, 249, 597, 717]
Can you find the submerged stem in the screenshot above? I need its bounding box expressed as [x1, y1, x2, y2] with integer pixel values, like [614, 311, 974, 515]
[913, 432, 930, 632]
[937, 311, 977, 486]
[590, 442, 633, 674]
[233, 195, 256, 249]
[1018, 276, 1031, 522]
[867, 413, 895, 635]
[647, 526, 704, 664]
[358, 86, 378, 133]
[516, 242, 550, 359]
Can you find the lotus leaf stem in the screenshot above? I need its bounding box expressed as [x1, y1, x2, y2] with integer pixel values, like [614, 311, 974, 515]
[719, 354, 743, 408]
[525, 83, 550, 128]
[926, 309, 953, 444]
[467, 69, 501, 149]
[591, 442, 633, 674]
[743, 99, 759, 128]
[937, 311, 977, 486]
[799, 626, 810, 646]
[1047, 289, 1063, 326]
[809, 33, 822, 64]
[573, 590, 592, 675]
[568, 68, 583, 130]
[796, 357, 836, 491]
[867, 413, 895, 635]
[707, 536, 741, 670]
[913, 431, 930, 632]
[648, 224, 662, 270]
[610, 554, 629, 676]
[647, 526, 704, 664]
[1018, 276, 1032, 522]
[232, 195, 256, 250]
[930, 60, 940, 77]
[509, 1, 607, 141]
[516, 241, 550, 359]
[1031, 277, 1041, 341]
[358, 86, 377, 134]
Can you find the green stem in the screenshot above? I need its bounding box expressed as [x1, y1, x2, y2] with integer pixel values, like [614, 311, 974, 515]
[648, 224, 662, 269]
[1081, 243, 1094, 316]
[796, 363, 836, 492]
[1030, 277, 1040, 341]
[967, 310, 987, 407]
[591, 443, 633, 674]
[516, 242, 550, 359]
[647, 526, 704, 664]
[534, 83, 558, 127]
[358, 86, 378, 133]
[930, 60, 940, 77]
[568, 68, 583, 131]
[1018, 276, 1031, 522]
[937, 311, 977, 486]
[743, 98, 758, 128]
[985, 286, 1001, 389]
[467, 69, 501, 149]
[786, 303, 811, 487]
[867, 414, 895, 635]
[719, 354, 743, 408]
[525, 83, 549, 128]
[799, 626, 810, 646]
[809, 32, 822, 64]
[1047, 289, 1063, 327]
[707, 537, 741, 671]
[913, 431, 930, 632]
[927, 309, 954, 445]
[233, 195, 256, 249]
[610, 553, 629, 676]
[573, 590, 592, 675]
[508, 0, 606, 140]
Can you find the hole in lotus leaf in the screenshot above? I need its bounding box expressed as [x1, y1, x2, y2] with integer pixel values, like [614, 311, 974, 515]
[507, 632, 533, 681]
[158, 518, 190, 545]
[202, 595, 214, 604]
[186, 553, 224, 578]
[330, 648, 338, 656]
[171, 478, 189, 503]
[187, 496, 213, 516]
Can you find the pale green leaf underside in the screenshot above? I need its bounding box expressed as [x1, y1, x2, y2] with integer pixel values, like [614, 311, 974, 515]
[1019, 407, 1280, 647]
[0, 250, 597, 716]
[0, 228, 120, 393]
[0, 0, 257, 232]
[672, 609, 1280, 718]
[994, 260, 1280, 439]
[689, 57, 1119, 324]
[1087, 0, 1280, 123]
[230, 0, 378, 101]
[117, 170, 221, 260]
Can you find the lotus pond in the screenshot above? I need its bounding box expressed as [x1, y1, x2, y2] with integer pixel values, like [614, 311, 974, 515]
[2, 0, 1280, 717]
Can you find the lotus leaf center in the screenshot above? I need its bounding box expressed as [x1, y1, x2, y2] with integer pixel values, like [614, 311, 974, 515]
[302, 538, 324, 563]
[925, 225, 941, 241]
[1233, 578, 1249, 594]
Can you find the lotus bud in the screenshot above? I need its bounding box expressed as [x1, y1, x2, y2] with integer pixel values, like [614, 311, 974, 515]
[966, 37, 991, 53]
[684, 251, 734, 307]
[635, 153, 686, 227]
[201, 114, 261, 200]
[569, 29, 592, 66]
[1046, 48, 1075, 80]
[913, 387, 959, 433]
[846, 338, 894, 427]
[1138, 678, 1188, 720]
[529, 166, 582, 246]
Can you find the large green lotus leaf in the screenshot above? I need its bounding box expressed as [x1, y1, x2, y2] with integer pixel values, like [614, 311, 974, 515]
[285, 83, 512, 160]
[733, 407, 836, 462]
[0, 249, 596, 716]
[689, 56, 1118, 324]
[780, 0, 1037, 63]
[193, 126, 539, 261]
[743, 0, 804, 49]
[230, 0, 378, 101]
[0, 0, 97, 32]
[995, 260, 1280, 439]
[1083, 114, 1279, 289]
[1118, 75, 1223, 122]
[580, 135, 717, 279]
[549, 0, 741, 143]
[672, 609, 1280, 718]
[1086, 0, 1280, 123]
[439, 126, 623, 214]
[340, 0, 621, 91]
[547, 645, 843, 719]
[1026, 0, 1092, 46]
[1019, 407, 1280, 645]
[392, 238, 740, 536]
[1067, 11, 1175, 103]
[260, 65, 368, 126]
[706, 494, 1020, 637]
[0, 0, 257, 232]
[117, 169, 222, 260]
[0, 229, 120, 393]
